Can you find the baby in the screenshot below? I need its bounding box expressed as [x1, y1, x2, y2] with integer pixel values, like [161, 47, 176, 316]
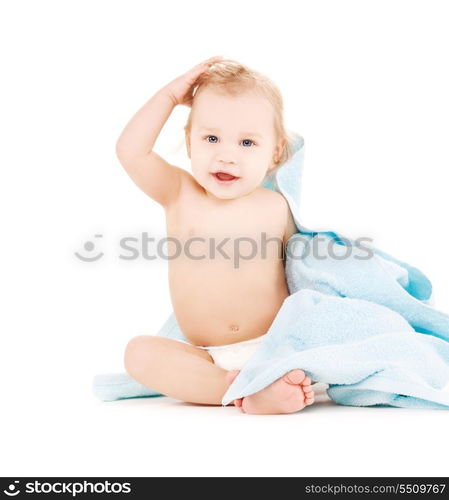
[116, 56, 315, 414]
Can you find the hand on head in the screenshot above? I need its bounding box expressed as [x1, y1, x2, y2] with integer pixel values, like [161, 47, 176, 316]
[163, 56, 224, 107]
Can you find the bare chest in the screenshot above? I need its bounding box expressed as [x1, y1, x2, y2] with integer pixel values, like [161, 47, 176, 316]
[165, 186, 287, 264]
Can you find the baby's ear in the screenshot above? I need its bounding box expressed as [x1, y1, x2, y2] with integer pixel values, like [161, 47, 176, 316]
[271, 153, 281, 169]
[276, 138, 288, 158]
[270, 138, 287, 168]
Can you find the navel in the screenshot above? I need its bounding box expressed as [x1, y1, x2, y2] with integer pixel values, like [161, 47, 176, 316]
[229, 324, 240, 333]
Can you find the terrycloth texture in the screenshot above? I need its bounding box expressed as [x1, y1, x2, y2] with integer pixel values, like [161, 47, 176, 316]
[93, 133, 449, 409]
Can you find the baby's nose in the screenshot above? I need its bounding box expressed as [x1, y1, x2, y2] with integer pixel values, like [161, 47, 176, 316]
[217, 152, 237, 165]
[218, 159, 236, 166]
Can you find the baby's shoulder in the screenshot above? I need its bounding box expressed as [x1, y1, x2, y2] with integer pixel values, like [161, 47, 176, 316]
[256, 187, 295, 239]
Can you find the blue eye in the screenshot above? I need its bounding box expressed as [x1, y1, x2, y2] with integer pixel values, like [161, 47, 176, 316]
[204, 135, 255, 147]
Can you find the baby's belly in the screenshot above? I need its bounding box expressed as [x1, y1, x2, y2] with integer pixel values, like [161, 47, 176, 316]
[168, 259, 290, 346]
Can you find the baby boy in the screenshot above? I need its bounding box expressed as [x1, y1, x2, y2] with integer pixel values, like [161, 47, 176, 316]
[116, 56, 315, 414]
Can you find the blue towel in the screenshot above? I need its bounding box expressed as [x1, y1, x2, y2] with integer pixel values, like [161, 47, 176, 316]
[93, 133, 449, 409]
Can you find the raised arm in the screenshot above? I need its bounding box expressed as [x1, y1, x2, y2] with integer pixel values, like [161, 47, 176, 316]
[115, 89, 183, 208]
[115, 56, 223, 208]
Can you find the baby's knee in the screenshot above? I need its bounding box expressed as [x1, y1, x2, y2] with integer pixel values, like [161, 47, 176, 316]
[124, 335, 159, 376]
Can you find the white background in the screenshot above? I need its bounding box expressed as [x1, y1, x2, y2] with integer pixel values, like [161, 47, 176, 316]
[1, 0, 449, 477]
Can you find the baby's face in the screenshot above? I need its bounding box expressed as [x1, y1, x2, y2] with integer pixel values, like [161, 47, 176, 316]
[186, 86, 282, 201]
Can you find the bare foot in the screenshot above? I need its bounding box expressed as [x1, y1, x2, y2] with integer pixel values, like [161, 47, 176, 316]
[226, 369, 315, 414]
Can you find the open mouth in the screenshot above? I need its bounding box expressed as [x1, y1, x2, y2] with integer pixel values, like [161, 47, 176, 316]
[212, 172, 240, 183]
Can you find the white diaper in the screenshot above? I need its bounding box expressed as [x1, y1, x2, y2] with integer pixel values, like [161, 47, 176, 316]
[198, 334, 268, 371]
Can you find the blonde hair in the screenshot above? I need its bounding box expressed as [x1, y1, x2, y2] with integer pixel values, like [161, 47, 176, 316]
[183, 57, 295, 168]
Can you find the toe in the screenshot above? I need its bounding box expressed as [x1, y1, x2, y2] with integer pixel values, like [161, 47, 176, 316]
[284, 369, 306, 385]
[303, 385, 314, 393]
[305, 392, 315, 405]
[302, 376, 312, 386]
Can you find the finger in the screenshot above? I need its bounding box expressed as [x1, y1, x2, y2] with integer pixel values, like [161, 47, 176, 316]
[185, 65, 210, 80]
[190, 57, 222, 76]
[204, 55, 223, 63]
[201, 56, 223, 67]
[193, 60, 215, 72]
